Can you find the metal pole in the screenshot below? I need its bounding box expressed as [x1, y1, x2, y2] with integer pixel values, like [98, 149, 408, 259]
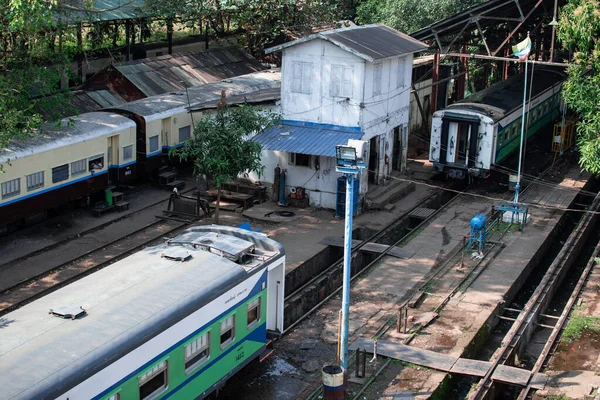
[514, 56, 528, 204]
[340, 173, 355, 370]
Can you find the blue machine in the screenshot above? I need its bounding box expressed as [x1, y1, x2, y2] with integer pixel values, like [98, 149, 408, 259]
[468, 213, 488, 252]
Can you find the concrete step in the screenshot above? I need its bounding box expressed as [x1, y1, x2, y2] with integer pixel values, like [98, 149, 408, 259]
[367, 180, 415, 210]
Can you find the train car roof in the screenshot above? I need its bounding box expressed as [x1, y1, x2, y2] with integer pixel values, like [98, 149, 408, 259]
[110, 69, 281, 122]
[0, 226, 284, 400]
[0, 112, 135, 164]
[445, 68, 566, 122]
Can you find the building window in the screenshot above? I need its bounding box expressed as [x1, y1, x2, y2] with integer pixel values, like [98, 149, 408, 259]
[397, 58, 405, 89]
[52, 164, 69, 183]
[1, 178, 20, 199]
[373, 63, 383, 96]
[247, 297, 261, 328]
[88, 155, 104, 171]
[184, 331, 210, 373]
[149, 135, 159, 153]
[123, 145, 133, 161]
[179, 125, 191, 142]
[26, 171, 44, 191]
[289, 153, 310, 167]
[139, 360, 168, 400]
[291, 61, 312, 94]
[71, 159, 87, 176]
[330, 65, 353, 98]
[220, 315, 235, 349]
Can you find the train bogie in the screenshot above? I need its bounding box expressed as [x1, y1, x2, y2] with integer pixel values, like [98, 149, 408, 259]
[0, 113, 136, 226]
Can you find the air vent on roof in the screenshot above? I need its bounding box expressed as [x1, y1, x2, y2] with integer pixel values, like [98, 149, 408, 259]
[49, 305, 86, 320]
[162, 247, 192, 262]
[192, 232, 254, 263]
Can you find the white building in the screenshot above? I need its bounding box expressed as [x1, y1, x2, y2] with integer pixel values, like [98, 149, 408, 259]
[251, 24, 427, 210]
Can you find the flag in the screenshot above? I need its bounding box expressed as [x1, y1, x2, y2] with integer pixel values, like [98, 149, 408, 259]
[512, 36, 531, 61]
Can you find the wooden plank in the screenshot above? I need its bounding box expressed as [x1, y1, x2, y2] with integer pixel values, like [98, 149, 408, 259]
[348, 339, 457, 372]
[530, 372, 548, 390]
[409, 207, 437, 219]
[450, 359, 491, 377]
[492, 365, 532, 386]
[318, 237, 414, 259]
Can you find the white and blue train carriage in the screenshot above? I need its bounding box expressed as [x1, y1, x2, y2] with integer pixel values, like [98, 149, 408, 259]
[0, 225, 285, 400]
[429, 68, 566, 179]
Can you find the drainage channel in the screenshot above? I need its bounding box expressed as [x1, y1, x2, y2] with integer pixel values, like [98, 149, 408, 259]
[283, 183, 463, 332]
[448, 180, 600, 399]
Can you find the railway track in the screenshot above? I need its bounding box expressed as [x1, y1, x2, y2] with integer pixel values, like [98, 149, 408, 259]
[0, 214, 200, 316]
[467, 191, 600, 399]
[0, 184, 195, 271]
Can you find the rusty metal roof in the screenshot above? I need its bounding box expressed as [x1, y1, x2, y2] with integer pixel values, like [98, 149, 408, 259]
[266, 24, 428, 62]
[113, 46, 265, 97]
[37, 88, 126, 120]
[189, 87, 281, 112]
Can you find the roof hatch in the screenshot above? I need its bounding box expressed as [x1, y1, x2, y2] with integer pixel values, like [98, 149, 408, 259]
[161, 248, 192, 261]
[49, 305, 86, 320]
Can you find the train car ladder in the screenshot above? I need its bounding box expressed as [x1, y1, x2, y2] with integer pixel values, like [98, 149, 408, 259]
[552, 119, 576, 153]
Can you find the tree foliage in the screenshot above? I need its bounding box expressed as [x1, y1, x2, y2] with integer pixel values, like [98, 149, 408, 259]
[355, 0, 484, 34]
[557, 0, 600, 175]
[170, 103, 279, 223]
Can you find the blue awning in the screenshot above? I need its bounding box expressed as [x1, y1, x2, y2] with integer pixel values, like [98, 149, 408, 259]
[252, 121, 363, 157]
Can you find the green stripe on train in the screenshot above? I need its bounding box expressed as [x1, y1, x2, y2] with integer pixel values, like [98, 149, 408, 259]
[104, 289, 267, 400]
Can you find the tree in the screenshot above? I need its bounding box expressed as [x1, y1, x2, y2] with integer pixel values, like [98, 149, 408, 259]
[557, 0, 600, 175]
[170, 100, 279, 223]
[355, 0, 485, 34]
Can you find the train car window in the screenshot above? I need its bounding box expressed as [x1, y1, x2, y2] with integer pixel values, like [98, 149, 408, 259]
[184, 331, 210, 373]
[123, 145, 133, 161]
[52, 164, 69, 183]
[247, 297, 261, 328]
[1, 178, 20, 199]
[103, 392, 121, 400]
[149, 135, 159, 153]
[139, 360, 168, 400]
[71, 159, 86, 176]
[88, 155, 104, 171]
[179, 126, 191, 142]
[220, 315, 235, 349]
[498, 131, 503, 146]
[26, 171, 44, 191]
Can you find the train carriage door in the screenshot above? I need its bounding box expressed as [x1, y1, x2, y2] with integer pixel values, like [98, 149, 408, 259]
[161, 117, 171, 150]
[447, 122, 458, 163]
[108, 135, 119, 182]
[455, 123, 471, 165]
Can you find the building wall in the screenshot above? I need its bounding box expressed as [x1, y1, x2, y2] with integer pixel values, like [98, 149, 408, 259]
[248, 150, 342, 210]
[280, 40, 364, 127]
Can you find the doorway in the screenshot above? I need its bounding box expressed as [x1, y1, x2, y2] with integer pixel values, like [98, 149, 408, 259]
[451, 122, 471, 165]
[368, 137, 378, 185]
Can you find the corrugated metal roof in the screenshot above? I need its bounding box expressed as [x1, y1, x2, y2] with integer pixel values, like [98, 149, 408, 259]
[252, 121, 362, 157]
[56, 0, 148, 24]
[266, 24, 428, 62]
[36, 89, 127, 120]
[189, 87, 281, 112]
[113, 46, 265, 97]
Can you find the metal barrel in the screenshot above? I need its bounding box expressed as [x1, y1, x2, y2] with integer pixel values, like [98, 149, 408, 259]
[322, 364, 345, 400]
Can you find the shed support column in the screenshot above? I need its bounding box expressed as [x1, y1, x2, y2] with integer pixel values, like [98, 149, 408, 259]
[431, 52, 440, 116]
[502, 47, 510, 80]
[483, 64, 491, 88]
[456, 44, 468, 101]
[77, 23, 83, 82]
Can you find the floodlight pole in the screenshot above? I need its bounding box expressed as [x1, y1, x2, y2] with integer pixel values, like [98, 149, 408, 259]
[514, 56, 528, 204]
[340, 171, 355, 371]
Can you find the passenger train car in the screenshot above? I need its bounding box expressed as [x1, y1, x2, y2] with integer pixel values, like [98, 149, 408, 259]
[0, 70, 280, 229]
[0, 225, 285, 400]
[429, 68, 566, 179]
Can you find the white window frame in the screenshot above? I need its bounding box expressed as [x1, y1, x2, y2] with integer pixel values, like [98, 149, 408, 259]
[330, 65, 353, 98]
[123, 145, 134, 161]
[291, 61, 313, 94]
[247, 297, 261, 329]
[149, 135, 160, 153]
[289, 153, 311, 167]
[373, 63, 383, 96]
[397, 58, 406, 89]
[1, 178, 20, 199]
[104, 392, 121, 400]
[220, 314, 236, 349]
[71, 159, 87, 176]
[88, 154, 104, 171]
[26, 171, 44, 191]
[139, 360, 168, 400]
[179, 125, 191, 143]
[184, 331, 210, 373]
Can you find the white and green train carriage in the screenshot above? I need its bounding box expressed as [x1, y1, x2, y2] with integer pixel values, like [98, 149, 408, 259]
[429, 68, 566, 179]
[0, 226, 285, 400]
